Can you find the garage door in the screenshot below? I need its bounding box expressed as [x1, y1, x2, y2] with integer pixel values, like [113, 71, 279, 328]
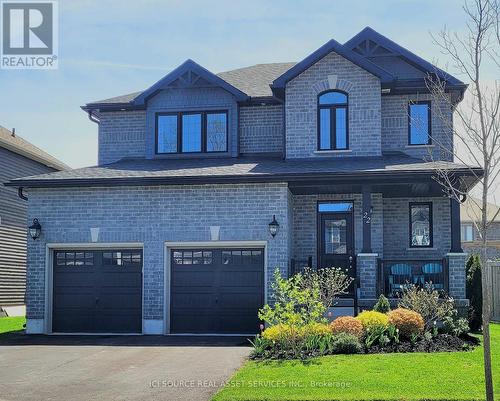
[52, 249, 142, 333]
[170, 248, 264, 334]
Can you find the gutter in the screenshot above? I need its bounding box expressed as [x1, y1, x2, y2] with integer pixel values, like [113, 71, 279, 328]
[5, 167, 483, 189]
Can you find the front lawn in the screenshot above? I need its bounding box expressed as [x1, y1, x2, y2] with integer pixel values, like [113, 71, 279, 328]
[0, 316, 25, 334]
[213, 323, 500, 401]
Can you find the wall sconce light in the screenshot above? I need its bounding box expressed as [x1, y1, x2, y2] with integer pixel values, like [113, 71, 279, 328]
[268, 215, 279, 238]
[28, 218, 41, 240]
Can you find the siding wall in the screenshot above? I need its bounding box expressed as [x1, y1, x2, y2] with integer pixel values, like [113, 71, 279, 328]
[0, 147, 56, 306]
[381, 93, 453, 161]
[285, 51, 382, 158]
[25, 183, 291, 323]
[239, 105, 283, 154]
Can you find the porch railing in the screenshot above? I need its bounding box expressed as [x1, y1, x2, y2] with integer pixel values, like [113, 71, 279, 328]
[289, 256, 313, 276]
[377, 258, 449, 298]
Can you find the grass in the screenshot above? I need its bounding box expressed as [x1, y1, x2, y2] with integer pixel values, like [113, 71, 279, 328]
[213, 323, 500, 401]
[0, 316, 25, 334]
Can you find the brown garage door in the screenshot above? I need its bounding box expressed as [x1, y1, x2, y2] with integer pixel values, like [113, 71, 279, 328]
[52, 249, 142, 333]
[170, 248, 264, 334]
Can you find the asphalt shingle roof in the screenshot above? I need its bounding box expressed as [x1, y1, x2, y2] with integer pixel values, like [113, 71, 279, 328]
[7, 153, 480, 188]
[0, 126, 68, 170]
[87, 62, 296, 106]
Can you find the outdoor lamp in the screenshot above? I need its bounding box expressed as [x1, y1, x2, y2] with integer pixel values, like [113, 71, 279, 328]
[268, 215, 279, 238]
[28, 218, 41, 240]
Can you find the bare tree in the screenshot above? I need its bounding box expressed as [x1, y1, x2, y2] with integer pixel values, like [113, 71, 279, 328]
[425, 1, 499, 400]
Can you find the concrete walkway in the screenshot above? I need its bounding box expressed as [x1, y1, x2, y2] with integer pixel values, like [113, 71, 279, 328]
[0, 334, 251, 401]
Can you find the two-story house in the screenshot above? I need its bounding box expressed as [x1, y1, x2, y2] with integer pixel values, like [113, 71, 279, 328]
[7, 27, 482, 335]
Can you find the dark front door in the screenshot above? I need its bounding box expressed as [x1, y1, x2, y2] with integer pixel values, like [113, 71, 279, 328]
[52, 249, 142, 333]
[319, 213, 355, 290]
[170, 248, 264, 334]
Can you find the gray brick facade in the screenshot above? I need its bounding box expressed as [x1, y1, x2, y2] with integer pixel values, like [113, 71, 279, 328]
[381, 93, 453, 161]
[97, 111, 146, 165]
[26, 183, 291, 325]
[239, 105, 283, 154]
[285, 51, 382, 158]
[383, 197, 451, 259]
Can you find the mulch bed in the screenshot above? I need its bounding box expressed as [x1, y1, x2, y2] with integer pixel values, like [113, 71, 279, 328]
[366, 334, 479, 354]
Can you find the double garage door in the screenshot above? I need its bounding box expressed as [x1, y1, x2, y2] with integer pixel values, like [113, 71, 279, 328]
[52, 247, 264, 334]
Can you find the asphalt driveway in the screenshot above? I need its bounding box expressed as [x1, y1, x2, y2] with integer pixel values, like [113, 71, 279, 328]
[0, 334, 251, 401]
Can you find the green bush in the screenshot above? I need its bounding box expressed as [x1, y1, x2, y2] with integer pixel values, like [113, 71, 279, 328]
[398, 283, 455, 331]
[331, 333, 362, 354]
[466, 254, 482, 331]
[258, 269, 326, 327]
[356, 310, 389, 332]
[363, 324, 400, 348]
[373, 294, 391, 313]
[443, 314, 470, 337]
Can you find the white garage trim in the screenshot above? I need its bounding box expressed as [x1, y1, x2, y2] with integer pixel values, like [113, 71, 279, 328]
[42, 242, 144, 335]
[163, 241, 268, 335]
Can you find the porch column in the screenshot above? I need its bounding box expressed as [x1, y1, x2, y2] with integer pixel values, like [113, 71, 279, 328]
[362, 185, 372, 253]
[450, 198, 463, 253]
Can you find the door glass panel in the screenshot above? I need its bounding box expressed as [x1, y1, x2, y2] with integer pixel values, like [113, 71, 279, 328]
[325, 219, 347, 254]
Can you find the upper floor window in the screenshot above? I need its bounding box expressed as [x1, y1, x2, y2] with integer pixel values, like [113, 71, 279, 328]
[461, 223, 474, 242]
[318, 91, 348, 151]
[409, 202, 433, 248]
[408, 101, 431, 145]
[156, 111, 228, 154]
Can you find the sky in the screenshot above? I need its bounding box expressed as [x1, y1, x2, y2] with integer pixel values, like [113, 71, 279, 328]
[0, 0, 494, 170]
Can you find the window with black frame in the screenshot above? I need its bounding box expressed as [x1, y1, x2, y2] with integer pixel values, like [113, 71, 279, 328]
[409, 202, 433, 247]
[318, 91, 348, 150]
[156, 111, 228, 154]
[408, 101, 431, 145]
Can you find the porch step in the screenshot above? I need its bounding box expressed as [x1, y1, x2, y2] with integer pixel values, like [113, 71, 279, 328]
[328, 298, 355, 319]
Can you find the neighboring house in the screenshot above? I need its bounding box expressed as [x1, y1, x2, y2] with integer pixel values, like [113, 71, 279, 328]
[7, 27, 482, 335]
[461, 197, 500, 260]
[0, 126, 67, 315]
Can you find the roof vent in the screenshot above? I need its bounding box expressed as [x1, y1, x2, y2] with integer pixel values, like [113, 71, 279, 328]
[11, 128, 15, 137]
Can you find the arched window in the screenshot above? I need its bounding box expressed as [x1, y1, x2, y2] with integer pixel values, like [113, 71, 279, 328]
[318, 90, 348, 150]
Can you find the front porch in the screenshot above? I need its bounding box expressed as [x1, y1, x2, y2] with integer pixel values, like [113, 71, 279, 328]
[287, 175, 469, 312]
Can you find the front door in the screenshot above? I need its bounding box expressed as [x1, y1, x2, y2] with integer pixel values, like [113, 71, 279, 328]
[319, 213, 355, 293]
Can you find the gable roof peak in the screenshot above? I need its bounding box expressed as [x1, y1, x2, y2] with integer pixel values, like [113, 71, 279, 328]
[345, 27, 465, 86]
[132, 58, 248, 105]
[271, 37, 394, 90]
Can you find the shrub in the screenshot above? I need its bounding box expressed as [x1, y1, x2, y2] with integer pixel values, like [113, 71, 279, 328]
[331, 333, 362, 354]
[303, 323, 331, 337]
[373, 294, 391, 313]
[330, 316, 363, 339]
[443, 314, 470, 337]
[262, 324, 297, 342]
[388, 308, 424, 338]
[398, 283, 455, 330]
[258, 269, 326, 327]
[356, 310, 389, 331]
[466, 254, 482, 331]
[301, 266, 354, 308]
